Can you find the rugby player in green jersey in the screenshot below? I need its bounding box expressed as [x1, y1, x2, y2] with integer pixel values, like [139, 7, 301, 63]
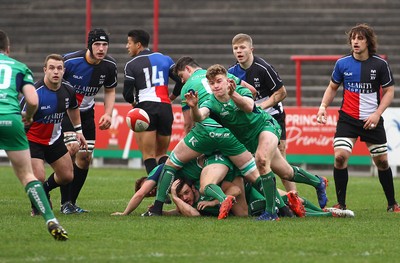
[186, 64, 329, 220]
[171, 178, 244, 217]
[178, 57, 296, 218]
[0, 30, 67, 240]
[112, 153, 245, 218]
[144, 57, 289, 220]
[173, 179, 354, 218]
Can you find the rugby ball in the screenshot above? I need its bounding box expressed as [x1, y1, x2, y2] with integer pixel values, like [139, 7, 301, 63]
[126, 108, 150, 132]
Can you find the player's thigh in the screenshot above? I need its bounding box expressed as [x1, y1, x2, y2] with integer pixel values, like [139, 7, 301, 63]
[257, 130, 279, 158]
[6, 149, 36, 185]
[255, 131, 278, 170]
[134, 130, 157, 149]
[277, 140, 286, 157]
[169, 139, 202, 165]
[200, 163, 229, 188]
[270, 148, 292, 180]
[155, 134, 171, 156]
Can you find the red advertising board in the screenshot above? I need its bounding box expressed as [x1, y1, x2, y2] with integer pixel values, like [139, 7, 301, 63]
[94, 103, 185, 158]
[284, 107, 369, 155]
[93, 103, 369, 162]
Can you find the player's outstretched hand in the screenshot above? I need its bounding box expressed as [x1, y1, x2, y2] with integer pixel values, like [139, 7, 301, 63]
[184, 90, 199, 108]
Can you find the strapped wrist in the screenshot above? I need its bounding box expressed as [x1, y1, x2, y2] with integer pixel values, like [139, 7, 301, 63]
[74, 124, 83, 133]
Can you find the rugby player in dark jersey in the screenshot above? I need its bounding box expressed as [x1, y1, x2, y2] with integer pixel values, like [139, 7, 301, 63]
[317, 24, 399, 213]
[123, 29, 182, 175]
[229, 33, 296, 193]
[59, 28, 117, 214]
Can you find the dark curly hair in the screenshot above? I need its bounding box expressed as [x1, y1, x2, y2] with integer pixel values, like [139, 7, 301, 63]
[347, 23, 377, 55]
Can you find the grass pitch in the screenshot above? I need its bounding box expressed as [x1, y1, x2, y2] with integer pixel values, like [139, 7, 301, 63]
[0, 166, 399, 263]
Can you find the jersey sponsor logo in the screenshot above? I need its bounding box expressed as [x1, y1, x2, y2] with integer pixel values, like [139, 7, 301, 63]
[0, 93, 7, 99]
[42, 112, 65, 124]
[0, 120, 12, 126]
[220, 111, 229, 117]
[75, 85, 101, 96]
[209, 132, 230, 138]
[65, 98, 70, 109]
[345, 82, 373, 93]
[370, 69, 377, 80]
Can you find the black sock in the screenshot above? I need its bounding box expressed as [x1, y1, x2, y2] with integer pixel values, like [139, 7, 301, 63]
[144, 158, 157, 174]
[60, 183, 71, 205]
[158, 155, 168, 165]
[378, 168, 396, 206]
[333, 167, 348, 206]
[43, 173, 60, 194]
[151, 200, 164, 214]
[70, 163, 88, 204]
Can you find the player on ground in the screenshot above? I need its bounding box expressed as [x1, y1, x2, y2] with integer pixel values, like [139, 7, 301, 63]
[0, 31, 67, 240]
[111, 154, 243, 218]
[317, 23, 399, 212]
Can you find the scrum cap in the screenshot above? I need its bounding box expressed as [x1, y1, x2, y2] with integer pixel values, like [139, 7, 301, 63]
[87, 28, 109, 54]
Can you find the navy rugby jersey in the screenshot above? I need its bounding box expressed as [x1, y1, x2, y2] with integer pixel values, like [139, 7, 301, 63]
[22, 80, 78, 145]
[63, 50, 117, 111]
[123, 49, 181, 104]
[228, 56, 284, 116]
[331, 54, 394, 120]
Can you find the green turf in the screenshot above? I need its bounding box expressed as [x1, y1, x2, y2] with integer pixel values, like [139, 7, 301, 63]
[1, 166, 399, 263]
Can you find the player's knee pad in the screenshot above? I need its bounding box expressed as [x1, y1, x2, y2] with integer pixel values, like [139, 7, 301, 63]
[368, 143, 388, 157]
[333, 137, 354, 153]
[168, 151, 184, 168]
[238, 157, 257, 177]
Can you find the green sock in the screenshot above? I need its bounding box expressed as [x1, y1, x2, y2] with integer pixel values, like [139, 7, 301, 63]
[25, 180, 55, 222]
[281, 194, 288, 203]
[291, 166, 320, 187]
[275, 188, 286, 209]
[305, 208, 332, 217]
[255, 171, 276, 214]
[302, 197, 323, 212]
[204, 184, 226, 203]
[155, 165, 177, 203]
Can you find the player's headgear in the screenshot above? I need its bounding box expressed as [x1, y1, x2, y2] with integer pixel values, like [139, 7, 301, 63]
[87, 28, 109, 54]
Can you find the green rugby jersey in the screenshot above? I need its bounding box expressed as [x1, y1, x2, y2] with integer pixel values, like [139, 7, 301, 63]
[201, 85, 273, 147]
[180, 69, 241, 130]
[0, 54, 34, 114]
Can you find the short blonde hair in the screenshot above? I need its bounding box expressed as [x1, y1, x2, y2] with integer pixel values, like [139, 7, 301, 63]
[232, 33, 253, 46]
